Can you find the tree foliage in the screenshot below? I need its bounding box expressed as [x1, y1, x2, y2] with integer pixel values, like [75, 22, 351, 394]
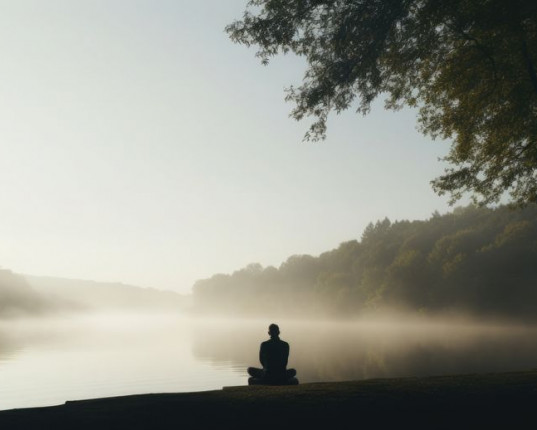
[193, 204, 537, 320]
[227, 0, 537, 205]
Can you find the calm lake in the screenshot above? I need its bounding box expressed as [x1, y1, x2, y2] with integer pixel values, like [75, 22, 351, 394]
[1, 313, 537, 411]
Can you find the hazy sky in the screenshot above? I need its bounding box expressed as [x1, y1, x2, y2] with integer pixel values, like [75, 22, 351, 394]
[0, 0, 465, 293]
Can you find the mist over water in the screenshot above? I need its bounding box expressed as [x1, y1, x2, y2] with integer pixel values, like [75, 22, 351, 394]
[193, 316, 537, 382]
[0, 314, 242, 410]
[2, 312, 537, 411]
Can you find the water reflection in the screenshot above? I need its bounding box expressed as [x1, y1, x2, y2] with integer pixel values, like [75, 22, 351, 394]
[0, 314, 245, 411]
[192, 319, 537, 382]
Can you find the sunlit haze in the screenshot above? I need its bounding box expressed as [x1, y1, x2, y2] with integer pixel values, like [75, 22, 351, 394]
[0, 0, 462, 293]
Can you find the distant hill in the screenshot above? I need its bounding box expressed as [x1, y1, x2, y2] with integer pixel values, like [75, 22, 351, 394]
[24, 276, 189, 313]
[192, 204, 537, 321]
[0, 271, 188, 318]
[0, 269, 50, 317]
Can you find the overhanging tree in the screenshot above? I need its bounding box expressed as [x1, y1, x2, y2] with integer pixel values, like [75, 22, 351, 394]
[226, 0, 537, 205]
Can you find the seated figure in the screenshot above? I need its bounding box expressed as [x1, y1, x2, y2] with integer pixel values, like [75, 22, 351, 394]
[247, 323, 298, 385]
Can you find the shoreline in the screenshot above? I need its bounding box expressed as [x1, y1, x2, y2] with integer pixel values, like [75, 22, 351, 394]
[2, 370, 537, 428]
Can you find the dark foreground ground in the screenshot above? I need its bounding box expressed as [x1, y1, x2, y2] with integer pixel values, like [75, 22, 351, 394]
[2, 370, 537, 429]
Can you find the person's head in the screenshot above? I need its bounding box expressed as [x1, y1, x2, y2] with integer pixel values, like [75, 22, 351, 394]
[268, 323, 280, 338]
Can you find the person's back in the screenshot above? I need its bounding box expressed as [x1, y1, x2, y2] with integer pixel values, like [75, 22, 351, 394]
[247, 323, 298, 385]
[260, 336, 289, 379]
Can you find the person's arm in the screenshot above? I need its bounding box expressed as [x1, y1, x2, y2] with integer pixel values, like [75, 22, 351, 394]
[283, 343, 289, 367]
[259, 343, 266, 368]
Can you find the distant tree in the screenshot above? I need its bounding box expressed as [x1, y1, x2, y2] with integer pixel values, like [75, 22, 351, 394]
[227, 0, 537, 205]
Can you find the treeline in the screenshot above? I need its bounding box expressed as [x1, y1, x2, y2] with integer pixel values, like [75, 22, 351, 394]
[192, 205, 537, 320]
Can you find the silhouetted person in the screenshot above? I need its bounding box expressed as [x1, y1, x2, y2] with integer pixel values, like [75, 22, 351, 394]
[247, 323, 298, 385]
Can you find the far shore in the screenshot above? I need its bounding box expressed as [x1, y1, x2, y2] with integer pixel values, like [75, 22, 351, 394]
[1, 370, 537, 429]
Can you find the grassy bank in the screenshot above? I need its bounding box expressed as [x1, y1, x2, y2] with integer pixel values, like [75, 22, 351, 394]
[2, 370, 537, 429]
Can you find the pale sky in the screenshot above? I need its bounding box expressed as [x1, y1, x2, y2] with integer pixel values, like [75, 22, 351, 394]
[0, 0, 465, 294]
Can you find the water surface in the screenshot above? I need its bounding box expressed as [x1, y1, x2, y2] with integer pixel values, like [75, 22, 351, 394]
[1, 314, 537, 410]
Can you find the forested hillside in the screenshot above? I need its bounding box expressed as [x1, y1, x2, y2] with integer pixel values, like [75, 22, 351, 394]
[193, 205, 537, 320]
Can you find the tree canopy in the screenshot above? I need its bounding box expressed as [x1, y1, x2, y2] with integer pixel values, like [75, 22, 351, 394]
[226, 0, 537, 205]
